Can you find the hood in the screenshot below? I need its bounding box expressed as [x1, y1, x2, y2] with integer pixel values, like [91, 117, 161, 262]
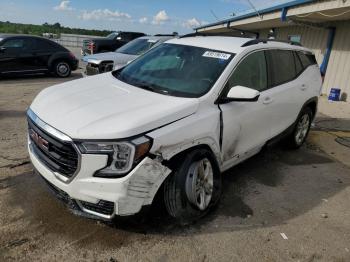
[82, 52, 137, 65]
[30, 73, 199, 140]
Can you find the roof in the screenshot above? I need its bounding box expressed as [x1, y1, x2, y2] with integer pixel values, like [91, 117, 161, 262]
[0, 34, 47, 39]
[165, 36, 310, 54]
[165, 36, 251, 53]
[139, 35, 174, 41]
[195, 0, 315, 30]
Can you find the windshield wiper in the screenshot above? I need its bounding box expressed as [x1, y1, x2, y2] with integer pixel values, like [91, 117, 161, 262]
[135, 83, 170, 95]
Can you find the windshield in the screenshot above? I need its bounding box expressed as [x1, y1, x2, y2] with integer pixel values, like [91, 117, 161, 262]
[116, 38, 158, 55]
[113, 43, 234, 98]
[106, 32, 119, 39]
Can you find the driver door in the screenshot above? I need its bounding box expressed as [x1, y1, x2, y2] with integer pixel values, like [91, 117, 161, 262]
[219, 50, 272, 168]
[0, 38, 24, 73]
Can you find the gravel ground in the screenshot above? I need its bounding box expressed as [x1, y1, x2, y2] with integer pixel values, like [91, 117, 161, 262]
[1, 68, 350, 261]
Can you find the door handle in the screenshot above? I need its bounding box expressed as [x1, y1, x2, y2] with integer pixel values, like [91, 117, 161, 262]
[300, 84, 308, 91]
[263, 97, 273, 104]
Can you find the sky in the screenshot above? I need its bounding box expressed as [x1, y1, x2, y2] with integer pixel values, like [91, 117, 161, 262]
[0, 0, 291, 34]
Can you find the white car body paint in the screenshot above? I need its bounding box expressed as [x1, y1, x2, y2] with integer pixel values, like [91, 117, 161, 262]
[28, 36, 322, 219]
[30, 73, 199, 139]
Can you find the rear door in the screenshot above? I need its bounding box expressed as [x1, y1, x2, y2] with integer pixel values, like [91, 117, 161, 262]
[16, 38, 40, 72]
[264, 49, 301, 138]
[31, 38, 56, 70]
[0, 37, 24, 73]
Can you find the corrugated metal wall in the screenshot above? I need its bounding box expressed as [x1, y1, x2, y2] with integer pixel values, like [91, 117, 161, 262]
[323, 21, 350, 98]
[259, 23, 350, 99]
[259, 26, 328, 65]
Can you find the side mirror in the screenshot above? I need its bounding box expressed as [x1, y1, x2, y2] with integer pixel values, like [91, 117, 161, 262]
[224, 85, 260, 102]
[0, 47, 6, 53]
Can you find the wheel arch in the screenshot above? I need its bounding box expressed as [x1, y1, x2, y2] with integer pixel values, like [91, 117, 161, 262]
[162, 143, 220, 174]
[48, 53, 73, 71]
[301, 96, 318, 120]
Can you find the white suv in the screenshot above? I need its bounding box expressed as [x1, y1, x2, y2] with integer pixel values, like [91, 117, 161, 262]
[27, 36, 322, 223]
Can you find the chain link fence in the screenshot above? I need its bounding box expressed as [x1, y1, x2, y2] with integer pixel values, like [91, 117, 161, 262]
[52, 33, 103, 48]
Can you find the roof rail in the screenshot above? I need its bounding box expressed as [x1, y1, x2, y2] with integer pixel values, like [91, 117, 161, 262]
[180, 31, 256, 38]
[154, 33, 178, 37]
[241, 38, 302, 47]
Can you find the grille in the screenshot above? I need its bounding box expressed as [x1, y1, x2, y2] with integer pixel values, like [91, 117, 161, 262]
[86, 64, 100, 75]
[99, 61, 114, 73]
[86, 61, 113, 76]
[28, 118, 79, 178]
[79, 200, 115, 216]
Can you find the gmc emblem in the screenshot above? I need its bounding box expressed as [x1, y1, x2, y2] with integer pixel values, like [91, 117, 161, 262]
[30, 129, 49, 151]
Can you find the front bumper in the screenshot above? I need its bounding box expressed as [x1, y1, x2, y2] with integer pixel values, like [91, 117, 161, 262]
[28, 140, 171, 220]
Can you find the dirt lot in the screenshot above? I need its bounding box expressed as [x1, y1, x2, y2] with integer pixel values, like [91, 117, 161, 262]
[1, 70, 350, 261]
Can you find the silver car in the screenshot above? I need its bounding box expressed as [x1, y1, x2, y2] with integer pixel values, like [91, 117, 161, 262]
[81, 35, 175, 76]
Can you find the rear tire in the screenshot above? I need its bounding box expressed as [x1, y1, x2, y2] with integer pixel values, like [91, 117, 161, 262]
[287, 107, 313, 149]
[53, 60, 71, 78]
[164, 148, 222, 225]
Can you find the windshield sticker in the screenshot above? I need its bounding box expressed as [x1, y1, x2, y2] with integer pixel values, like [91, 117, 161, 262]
[203, 51, 231, 60]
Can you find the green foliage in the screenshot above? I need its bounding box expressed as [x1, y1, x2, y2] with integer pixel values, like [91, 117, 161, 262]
[0, 21, 113, 37]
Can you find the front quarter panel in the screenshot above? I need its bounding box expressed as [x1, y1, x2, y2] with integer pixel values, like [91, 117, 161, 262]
[148, 104, 222, 166]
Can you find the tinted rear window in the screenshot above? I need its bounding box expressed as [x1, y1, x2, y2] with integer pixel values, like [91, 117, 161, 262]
[35, 39, 56, 50]
[298, 52, 317, 69]
[293, 51, 304, 75]
[266, 50, 296, 87]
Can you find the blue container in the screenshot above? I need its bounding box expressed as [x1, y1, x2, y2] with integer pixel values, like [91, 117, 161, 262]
[328, 88, 341, 101]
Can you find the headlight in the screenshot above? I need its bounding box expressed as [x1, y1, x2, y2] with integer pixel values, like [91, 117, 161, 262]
[78, 136, 152, 178]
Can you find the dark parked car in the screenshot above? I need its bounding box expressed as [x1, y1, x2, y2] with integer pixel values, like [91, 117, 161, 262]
[81, 31, 146, 56]
[0, 34, 78, 78]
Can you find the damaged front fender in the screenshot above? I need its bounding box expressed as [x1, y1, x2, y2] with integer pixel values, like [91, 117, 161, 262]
[117, 157, 171, 215]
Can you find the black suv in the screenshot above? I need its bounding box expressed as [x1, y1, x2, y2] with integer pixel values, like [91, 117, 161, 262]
[0, 34, 78, 78]
[82, 31, 145, 55]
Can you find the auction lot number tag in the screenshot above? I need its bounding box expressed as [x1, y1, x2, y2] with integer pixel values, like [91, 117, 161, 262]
[203, 51, 231, 60]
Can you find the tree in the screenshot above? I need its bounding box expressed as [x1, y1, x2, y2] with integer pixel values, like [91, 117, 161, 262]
[53, 22, 61, 29]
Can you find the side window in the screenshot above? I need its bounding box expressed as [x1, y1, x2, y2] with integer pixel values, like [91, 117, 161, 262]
[34, 39, 55, 50]
[130, 33, 140, 40]
[120, 33, 131, 41]
[293, 51, 303, 75]
[266, 50, 296, 87]
[226, 51, 267, 91]
[22, 38, 36, 51]
[1, 38, 35, 52]
[298, 51, 317, 69]
[2, 38, 24, 48]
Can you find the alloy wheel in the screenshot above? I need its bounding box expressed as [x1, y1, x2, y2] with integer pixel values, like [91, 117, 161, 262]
[185, 158, 214, 211]
[295, 114, 310, 145]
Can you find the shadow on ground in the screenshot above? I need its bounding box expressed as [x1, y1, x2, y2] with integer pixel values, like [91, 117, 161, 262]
[2, 143, 349, 250]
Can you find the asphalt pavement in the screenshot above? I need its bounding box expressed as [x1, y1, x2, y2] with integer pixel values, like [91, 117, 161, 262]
[0, 63, 350, 261]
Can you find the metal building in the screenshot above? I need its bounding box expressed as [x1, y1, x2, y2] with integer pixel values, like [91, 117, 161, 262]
[196, 0, 350, 102]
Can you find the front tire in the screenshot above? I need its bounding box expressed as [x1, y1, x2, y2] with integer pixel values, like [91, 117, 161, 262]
[288, 107, 313, 148]
[53, 60, 71, 78]
[164, 148, 222, 225]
